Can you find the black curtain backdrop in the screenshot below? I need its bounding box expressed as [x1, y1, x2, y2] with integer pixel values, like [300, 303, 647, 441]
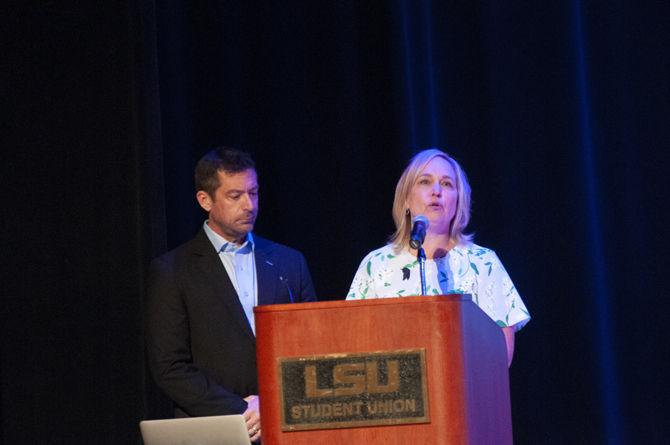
[4, 1, 669, 443]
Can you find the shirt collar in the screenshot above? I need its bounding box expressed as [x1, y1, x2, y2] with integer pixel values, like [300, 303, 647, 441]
[203, 221, 255, 254]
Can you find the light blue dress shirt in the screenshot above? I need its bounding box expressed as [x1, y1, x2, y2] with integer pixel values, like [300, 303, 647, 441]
[203, 221, 258, 334]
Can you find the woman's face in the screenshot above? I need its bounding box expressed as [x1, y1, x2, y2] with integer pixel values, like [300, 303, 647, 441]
[406, 156, 458, 235]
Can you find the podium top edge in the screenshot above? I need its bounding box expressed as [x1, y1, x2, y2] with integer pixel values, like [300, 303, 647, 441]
[253, 294, 472, 313]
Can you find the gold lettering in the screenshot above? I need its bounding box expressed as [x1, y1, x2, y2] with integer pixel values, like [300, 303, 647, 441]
[321, 403, 332, 417]
[333, 363, 365, 396]
[291, 405, 302, 419]
[304, 365, 334, 397]
[366, 360, 400, 394]
[405, 399, 416, 412]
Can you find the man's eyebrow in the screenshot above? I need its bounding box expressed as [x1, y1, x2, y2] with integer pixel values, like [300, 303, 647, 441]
[226, 185, 259, 193]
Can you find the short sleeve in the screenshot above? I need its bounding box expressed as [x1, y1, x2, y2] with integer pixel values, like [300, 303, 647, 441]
[486, 251, 531, 331]
[347, 251, 377, 300]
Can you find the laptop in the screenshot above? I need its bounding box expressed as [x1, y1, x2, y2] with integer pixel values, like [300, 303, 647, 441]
[140, 414, 252, 445]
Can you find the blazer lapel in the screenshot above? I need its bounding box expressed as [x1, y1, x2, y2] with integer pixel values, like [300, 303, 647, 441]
[190, 230, 256, 341]
[254, 241, 279, 306]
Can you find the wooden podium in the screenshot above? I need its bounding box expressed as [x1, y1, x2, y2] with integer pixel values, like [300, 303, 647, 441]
[254, 295, 512, 444]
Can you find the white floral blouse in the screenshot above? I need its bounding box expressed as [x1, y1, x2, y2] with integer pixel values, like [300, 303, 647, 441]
[347, 243, 531, 331]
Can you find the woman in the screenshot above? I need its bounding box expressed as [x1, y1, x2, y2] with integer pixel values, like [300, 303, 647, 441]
[347, 148, 530, 366]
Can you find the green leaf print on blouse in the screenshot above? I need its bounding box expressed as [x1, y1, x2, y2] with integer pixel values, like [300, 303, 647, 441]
[496, 320, 508, 327]
[505, 293, 530, 320]
[470, 262, 479, 275]
[402, 260, 419, 269]
[366, 261, 372, 276]
[484, 261, 492, 276]
[472, 248, 487, 258]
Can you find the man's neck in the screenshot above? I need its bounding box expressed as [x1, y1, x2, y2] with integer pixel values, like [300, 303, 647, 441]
[204, 221, 248, 247]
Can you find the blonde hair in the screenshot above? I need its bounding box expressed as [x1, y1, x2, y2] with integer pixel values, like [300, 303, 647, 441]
[390, 148, 473, 251]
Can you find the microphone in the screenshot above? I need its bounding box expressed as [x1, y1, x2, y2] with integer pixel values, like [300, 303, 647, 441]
[409, 215, 429, 249]
[280, 276, 294, 303]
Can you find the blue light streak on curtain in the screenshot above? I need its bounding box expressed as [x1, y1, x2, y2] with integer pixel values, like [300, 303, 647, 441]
[397, 0, 441, 150]
[572, 1, 623, 442]
[421, 0, 439, 144]
[399, 0, 418, 148]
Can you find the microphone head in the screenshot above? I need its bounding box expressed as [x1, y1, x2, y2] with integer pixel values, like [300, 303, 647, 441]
[412, 214, 429, 228]
[409, 214, 429, 249]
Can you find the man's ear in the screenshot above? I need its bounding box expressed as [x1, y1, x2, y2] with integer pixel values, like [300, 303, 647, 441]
[196, 190, 213, 212]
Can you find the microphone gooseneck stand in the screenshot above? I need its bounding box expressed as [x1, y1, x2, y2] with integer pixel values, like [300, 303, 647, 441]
[418, 246, 427, 296]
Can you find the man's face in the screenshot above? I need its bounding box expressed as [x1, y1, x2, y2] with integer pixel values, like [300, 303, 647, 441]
[197, 168, 259, 243]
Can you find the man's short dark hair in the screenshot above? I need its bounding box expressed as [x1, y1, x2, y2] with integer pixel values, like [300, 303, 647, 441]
[195, 147, 256, 197]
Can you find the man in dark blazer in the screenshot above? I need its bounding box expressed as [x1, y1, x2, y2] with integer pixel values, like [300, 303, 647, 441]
[145, 147, 315, 443]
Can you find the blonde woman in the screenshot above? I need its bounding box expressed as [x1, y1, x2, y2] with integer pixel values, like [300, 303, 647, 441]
[347, 148, 530, 366]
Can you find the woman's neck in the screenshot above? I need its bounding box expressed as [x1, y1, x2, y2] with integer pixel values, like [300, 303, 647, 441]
[410, 231, 454, 259]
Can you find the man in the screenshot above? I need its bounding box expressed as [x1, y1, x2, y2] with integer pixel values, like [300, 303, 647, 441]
[145, 147, 315, 442]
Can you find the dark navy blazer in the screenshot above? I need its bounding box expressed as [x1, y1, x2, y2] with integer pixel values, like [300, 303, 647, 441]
[145, 228, 316, 416]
